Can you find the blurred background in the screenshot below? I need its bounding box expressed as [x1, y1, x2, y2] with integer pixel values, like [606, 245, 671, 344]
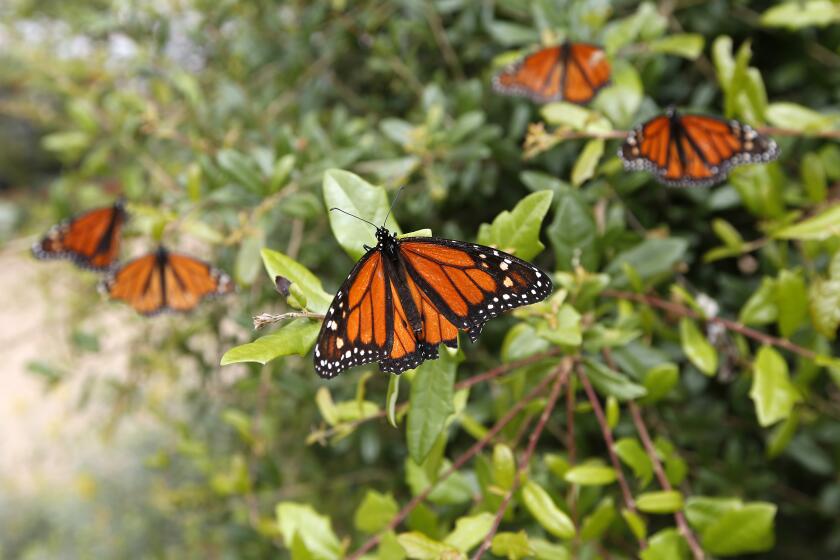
[2, 0, 840, 558]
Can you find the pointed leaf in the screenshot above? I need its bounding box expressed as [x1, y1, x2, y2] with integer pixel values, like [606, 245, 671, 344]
[407, 351, 457, 463]
[261, 248, 332, 313]
[679, 319, 718, 376]
[221, 319, 320, 366]
[276, 502, 341, 560]
[700, 503, 776, 556]
[444, 513, 495, 552]
[521, 480, 576, 539]
[476, 190, 553, 260]
[750, 346, 802, 427]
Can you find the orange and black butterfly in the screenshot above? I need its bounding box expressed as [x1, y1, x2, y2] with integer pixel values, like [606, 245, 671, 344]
[314, 220, 552, 378]
[492, 42, 611, 105]
[99, 246, 234, 316]
[619, 108, 780, 187]
[32, 201, 127, 271]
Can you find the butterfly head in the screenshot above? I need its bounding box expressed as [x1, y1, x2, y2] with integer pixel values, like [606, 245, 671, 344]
[376, 226, 400, 258]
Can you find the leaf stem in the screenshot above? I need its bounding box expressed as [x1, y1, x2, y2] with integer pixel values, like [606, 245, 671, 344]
[472, 359, 573, 559]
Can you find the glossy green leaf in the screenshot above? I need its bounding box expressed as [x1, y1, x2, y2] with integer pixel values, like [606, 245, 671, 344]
[679, 319, 717, 376]
[640, 528, 688, 560]
[580, 498, 616, 541]
[476, 190, 553, 260]
[531, 539, 570, 560]
[444, 512, 494, 552]
[760, 0, 840, 29]
[750, 346, 802, 427]
[354, 490, 398, 533]
[809, 251, 840, 339]
[641, 363, 679, 404]
[386, 375, 401, 428]
[522, 480, 575, 539]
[766, 102, 839, 132]
[802, 152, 828, 203]
[606, 238, 688, 288]
[536, 305, 582, 347]
[405, 457, 473, 506]
[565, 464, 617, 486]
[547, 184, 598, 271]
[614, 438, 653, 486]
[622, 509, 647, 542]
[583, 358, 648, 401]
[636, 490, 684, 514]
[407, 351, 457, 463]
[685, 496, 743, 534]
[775, 270, 808, 337]
[571, 139, 604, 187]
[276, 502, 341, 560]
[711, 218, 743, 250]
[767, 409, 799, 458]
[491, 531, 534, 560]
[322, 169, 401, 260]
[220, 319, 320, 366]
[593, 62, 643, 127]
[648, 33, 704, 59]
[700, 503, 776, 556]
[739, 278, 778, 326]
[492, 444, 516, 491]
[261, 248, 332, 313]
[501, 323, 550, 362]
[774, 203, 840, 240]
[396, 532, 460, 559]
[315, 388, 339, 426]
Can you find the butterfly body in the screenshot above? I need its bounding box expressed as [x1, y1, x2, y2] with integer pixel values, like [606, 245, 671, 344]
[314, 227, 552, 378]
[493, 42, 611, 105]
[32, 201, 126, 270]
[619, 108, 779, 187]
[100, 245, 234, 315]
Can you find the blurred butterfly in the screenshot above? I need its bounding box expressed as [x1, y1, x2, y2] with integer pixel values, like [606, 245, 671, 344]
[99, 245, 234, 315]
[492, 42, 611, 105]
[619, 108, 779, 187]
[314, 210, 553, 378]
[32, 201, 126, 271]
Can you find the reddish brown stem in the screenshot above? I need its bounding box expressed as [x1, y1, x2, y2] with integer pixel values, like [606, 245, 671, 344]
[472, 361, 572, 559]
[628, 402, 705, 560]
[602, 289, 819, 362]
[345, 359, 574, 560]
[577, 365, 647, 549]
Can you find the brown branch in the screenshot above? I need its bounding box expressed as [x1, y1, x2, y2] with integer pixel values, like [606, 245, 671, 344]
[602, 289, 820, 362]
[566, 379, 579, 532]
[577, 365, 647, 549]
[629, 402, 705, 560]
[472, 360, 572, 559]
[345, 359, 574, 560]
[309, 348, 564, 442]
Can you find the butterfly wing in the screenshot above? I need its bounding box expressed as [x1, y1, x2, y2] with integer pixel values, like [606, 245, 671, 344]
[314, 250, 393, 378]
[563, 43, 611, 104]
[33, 202, 126, 270]
[493, 46, 564, 103]
[100, 250, 233, 315]
[398, 238, 553, 341]
[620, 113, 779, 187]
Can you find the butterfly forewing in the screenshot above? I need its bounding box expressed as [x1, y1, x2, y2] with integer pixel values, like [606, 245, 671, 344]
[33, 202, 126, 271]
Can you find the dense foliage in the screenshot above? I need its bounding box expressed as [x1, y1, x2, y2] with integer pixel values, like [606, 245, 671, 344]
[3, 0, 840, 558]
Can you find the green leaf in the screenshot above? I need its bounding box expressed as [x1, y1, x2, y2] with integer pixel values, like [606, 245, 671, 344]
[648, 33, 705, 59]
[760, 0, 840, 29]
[564, 464, 617, 486]
[775, 270, 808, 337]
[405, 457, 473, 505]
[767, 409, 799, 458]
[492, 444, 516, 491]
[809, 252, 840, 339]
[235, 235, 263, 286]
[614, 438, 653, 486]
[641, 363, 679, 404]
[521, 480, 576, 539]
[386, 375, 401, 428]
[739, 278, 778, 326]
[593, 61, 643, 128]
[476, 190, 553, 260]
[396, 532, 461, 559]
[580, 498, 616, 541]
[622, 509, 647, 542]
[711, 218, 744, 250]
[322, 169, 401, 260]
[354, 490, 399, 533]
[606, 238, 688, 288]
[276, 502, 342, 560]
[774, 203, 840, 240]
[640, 528, 688, 560]
[378, 531, 407, 560]
[220, 319, 320, 366]
[571, 139, 604, 187]
[750, 346, 802, 427]
[217, 149, 264, 193]
[700, 503, 776, 556]
[501, 323, 551, 362]
[583, 358, 648, 401]
[679, 319, 718, 376]
[685, 496, 743, 534]
[547, 185, 598, 271]
[766, 102, 839, 132]
[407, 351, 457, 463]
[315, 388, 339, 426]
[636, 490, 684, 514]
[802, 152, 828, 203]
[261, 248, 332, 313]
[444, 512, 495, 552]
[536, 305, 582, 347]
[491, 532, 534, 560]
[531, 538, 570, 560]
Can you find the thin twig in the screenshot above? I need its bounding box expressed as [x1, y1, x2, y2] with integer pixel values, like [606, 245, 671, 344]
[253, 311, 325, 330]
[628, 402, 705, 560]
[472, 361, 572, 559]
[345, 361, 574, 560]
[602, 289, 820, 362]
[309, 348, 564, 442]
[577, 365, 647, 549]
[566, 379, 579, 529]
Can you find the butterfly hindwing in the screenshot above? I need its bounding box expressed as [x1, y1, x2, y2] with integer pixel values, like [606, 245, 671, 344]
[33, 202, 126, 271]
[620, 111, 779, 187]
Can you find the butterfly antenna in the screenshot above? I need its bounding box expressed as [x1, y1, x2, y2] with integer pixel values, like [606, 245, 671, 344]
[329, 207, 379, 229]
[382, 186, 405, 228]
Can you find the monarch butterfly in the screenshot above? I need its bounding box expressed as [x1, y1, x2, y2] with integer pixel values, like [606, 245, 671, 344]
[32, 201, 127, 271]
[619, 108, 780, 187]
[492, 42, 611, 105]
[314, 214, 553, 378]
[99, 246, 234, 315]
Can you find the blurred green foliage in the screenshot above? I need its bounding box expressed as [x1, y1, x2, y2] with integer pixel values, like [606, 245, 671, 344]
[3, 0, 840, 558]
